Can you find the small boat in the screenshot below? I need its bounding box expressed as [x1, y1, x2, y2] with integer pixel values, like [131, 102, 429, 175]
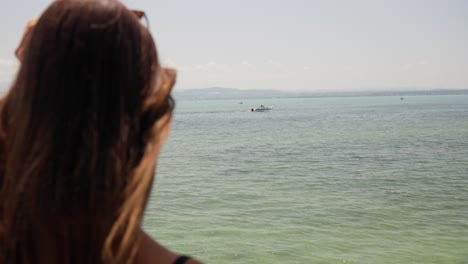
[251, 105, 272, 112]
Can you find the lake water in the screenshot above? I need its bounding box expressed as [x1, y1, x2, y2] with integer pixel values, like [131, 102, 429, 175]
[143, 95, 468, 264]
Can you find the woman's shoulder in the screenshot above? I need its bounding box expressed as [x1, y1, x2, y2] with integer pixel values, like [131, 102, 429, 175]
[136, 229, 203, 264]
[173, 255, 203, 264]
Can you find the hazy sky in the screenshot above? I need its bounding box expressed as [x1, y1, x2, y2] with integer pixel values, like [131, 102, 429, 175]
[1, 0, 467, 91]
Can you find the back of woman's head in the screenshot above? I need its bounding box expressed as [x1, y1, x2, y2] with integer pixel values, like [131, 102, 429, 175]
[0, 0, 175, 263]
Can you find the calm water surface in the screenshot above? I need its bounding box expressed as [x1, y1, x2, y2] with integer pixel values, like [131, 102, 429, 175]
[143, 95, 468, 264]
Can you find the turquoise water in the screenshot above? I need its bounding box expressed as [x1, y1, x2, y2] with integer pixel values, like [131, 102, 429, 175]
[143, 95, 468, 264]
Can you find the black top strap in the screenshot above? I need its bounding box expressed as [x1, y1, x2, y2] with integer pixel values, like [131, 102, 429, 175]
[173, 255, 191, 264]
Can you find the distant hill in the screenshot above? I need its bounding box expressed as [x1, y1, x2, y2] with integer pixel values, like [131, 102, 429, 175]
[172, 87, 468, 101]
[1, 84, 466, 100]
[172, 87, 292, 101]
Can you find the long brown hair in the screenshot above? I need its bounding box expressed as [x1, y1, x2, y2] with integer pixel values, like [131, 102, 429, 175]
[0, 0, 175, 263]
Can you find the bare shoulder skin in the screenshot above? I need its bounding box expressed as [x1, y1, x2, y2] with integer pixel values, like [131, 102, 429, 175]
[136, 228, 203, 264]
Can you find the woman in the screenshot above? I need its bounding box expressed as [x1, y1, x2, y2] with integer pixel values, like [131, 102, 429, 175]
[0, 0, 201, 263]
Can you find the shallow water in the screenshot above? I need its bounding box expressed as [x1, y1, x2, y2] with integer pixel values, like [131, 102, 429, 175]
[143, 95, 468, 264]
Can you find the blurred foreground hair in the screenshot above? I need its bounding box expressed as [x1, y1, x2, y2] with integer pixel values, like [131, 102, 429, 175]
[0, 0, 175, 263]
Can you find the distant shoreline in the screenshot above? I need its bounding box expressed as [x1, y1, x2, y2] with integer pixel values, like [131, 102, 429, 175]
[172, 87, 468, 101]
[1, 83, 466, 100]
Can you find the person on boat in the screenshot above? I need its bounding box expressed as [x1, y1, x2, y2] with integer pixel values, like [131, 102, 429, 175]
[0, 1, 201, 263]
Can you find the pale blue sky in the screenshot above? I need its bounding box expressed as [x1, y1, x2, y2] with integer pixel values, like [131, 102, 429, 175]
[1, 0, 467, 91]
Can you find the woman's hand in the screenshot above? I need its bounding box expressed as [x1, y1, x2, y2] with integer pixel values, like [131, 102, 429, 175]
[15, 19, 38, 62]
